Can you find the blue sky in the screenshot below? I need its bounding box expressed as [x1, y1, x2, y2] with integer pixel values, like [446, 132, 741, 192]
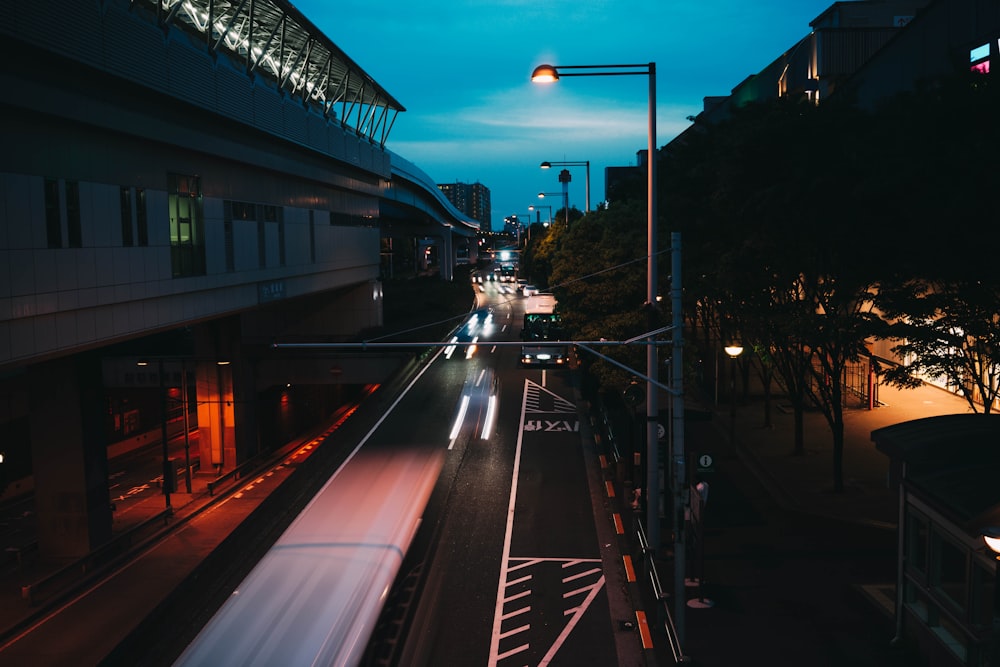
[291, 0, 838, 229]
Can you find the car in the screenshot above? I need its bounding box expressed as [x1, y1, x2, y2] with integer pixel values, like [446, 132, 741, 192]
[522, 284, 539, 296]
[516, 279, 528, 293]
[444, 308, 493, 359]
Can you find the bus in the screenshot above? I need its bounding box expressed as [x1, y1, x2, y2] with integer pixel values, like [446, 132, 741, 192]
[520, 294, 567, 365]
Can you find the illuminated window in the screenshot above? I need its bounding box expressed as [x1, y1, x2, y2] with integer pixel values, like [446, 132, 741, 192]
[971, 43, 990, 74]
[168, 174, 205, 277]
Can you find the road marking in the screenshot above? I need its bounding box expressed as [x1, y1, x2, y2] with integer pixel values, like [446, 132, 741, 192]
[613, 513, 624, 535]
[489, 379, 529, 667]
[490, 380, 606, 666]
[605, 481, 615, 498]
[636, 610, 653, 648]
[623, 555, 636, 583]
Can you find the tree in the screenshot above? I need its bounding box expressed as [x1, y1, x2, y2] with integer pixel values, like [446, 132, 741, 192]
[548, 201, 654, 389]
[877, 279, 1000, 414]
[665, 95, 885, 491]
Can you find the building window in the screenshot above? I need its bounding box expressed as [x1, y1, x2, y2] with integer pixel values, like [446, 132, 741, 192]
[222, 201, 235, 273]
[168, 173, 206, 277]
[309, 210, 316, 263]
[257, 206, 266, 268]
[44, 178, 61, 248]
[136, 188, 148, 246]
[906, 512, 929, 576]
[120, 187, 134, 247]
[970, 561, 996, 632]
[930, 531, 967, 612]
[65, 181, 81, 248]
[262, 205, 284, 267]
[971, 43, 990, 74]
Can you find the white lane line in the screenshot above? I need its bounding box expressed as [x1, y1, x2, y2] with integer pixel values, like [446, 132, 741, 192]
[539, 575, 606, 666]
[488, 377, 529, 667]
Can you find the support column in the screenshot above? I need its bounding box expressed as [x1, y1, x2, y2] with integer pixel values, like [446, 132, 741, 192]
[195, 360, 235, 474]
[29, 355, 111, 558]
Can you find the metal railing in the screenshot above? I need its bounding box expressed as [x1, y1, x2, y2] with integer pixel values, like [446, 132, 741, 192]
[20, 509, 171, 606]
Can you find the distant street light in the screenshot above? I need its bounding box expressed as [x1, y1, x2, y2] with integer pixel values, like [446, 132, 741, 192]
[541, 160, 590, 212]
[536, 192, 565, 223]
[529, 203, 552, 225]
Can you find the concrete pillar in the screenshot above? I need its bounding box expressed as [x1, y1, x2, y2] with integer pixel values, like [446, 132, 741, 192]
[29, 355, 112, 558]
[195, 359, 235, 473]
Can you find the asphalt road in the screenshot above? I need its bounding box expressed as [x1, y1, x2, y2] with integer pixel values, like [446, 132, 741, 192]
[374, 280, 630, 666]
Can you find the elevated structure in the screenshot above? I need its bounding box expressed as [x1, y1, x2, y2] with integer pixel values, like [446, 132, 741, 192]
[0, 0, 477, 559]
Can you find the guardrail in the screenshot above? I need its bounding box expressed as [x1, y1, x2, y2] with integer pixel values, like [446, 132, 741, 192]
[20, 508, 172, 606]
[206, 456, 260, 496]
[636, 519, 685, 663]
[594, 400, 686, 664]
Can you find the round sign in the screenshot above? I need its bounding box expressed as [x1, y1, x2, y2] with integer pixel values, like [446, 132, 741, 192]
[657, 423, 666, 441]
[623, 383, 644, 407]
[698, 454, 714, 468]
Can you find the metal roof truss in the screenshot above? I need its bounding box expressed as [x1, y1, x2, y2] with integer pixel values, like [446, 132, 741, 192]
[131, 0, 403, 147]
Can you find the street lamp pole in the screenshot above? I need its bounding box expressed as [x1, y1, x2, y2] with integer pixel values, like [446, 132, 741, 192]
[541, 160, 591, 212]
[137, 358, 173, 510]
[537, 192, 565, 223]
[529, 204, 552, 225]
[724, 344, 744, 444]
[532, 61, 677, 635]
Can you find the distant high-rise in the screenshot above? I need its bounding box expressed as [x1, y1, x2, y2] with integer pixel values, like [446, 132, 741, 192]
[438, 181, 492, 232]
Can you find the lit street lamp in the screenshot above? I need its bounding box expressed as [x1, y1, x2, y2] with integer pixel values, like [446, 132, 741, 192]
[536, 192, 566, 223]
[541, 160, 590, 212]
[531, 61, 685, 639]
[724, 344, 744, 445]
[529, 203, 552, 225]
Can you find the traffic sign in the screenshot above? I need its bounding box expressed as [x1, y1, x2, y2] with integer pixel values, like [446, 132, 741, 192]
[696, 453, 714, 472]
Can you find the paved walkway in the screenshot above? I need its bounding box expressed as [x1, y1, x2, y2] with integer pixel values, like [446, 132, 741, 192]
[638, 376, 976, 666]
[727, 378, 974, 529]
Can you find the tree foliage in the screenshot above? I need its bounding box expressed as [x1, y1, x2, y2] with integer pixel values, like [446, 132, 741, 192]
[877, 280, 1000, 414]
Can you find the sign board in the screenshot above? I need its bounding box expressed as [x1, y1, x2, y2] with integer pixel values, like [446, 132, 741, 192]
[696, 453, 714, 473]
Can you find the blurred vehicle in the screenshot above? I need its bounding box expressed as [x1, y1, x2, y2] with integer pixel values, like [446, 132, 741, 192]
[516, 279, 528, 293]
[449, 367, 500, 442]
[174, 445, 444, 667]
[522, 284, 539, 296]
[443, 308, 494, 360]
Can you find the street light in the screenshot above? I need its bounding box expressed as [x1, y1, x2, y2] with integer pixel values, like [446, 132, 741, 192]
[536, 191, 566, 223]
[509, 213, 534, 246]
[529, 204, 552, 225]
[136, 356, 231, 501]
[541, 160, 590, 212]
[532, 61, 679, 637]
[724, 344, 744, 445]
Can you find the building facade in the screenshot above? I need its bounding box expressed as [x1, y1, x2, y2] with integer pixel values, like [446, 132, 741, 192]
[438, 181, 493, 232]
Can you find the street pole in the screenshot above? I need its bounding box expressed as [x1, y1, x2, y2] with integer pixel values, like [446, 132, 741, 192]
[157, 359, 172, 510]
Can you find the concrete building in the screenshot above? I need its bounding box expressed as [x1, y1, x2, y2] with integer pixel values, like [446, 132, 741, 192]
[438, 181, 493, 232]
[0, 0, 477, 559]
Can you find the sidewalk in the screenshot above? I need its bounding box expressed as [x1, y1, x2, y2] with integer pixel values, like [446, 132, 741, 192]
[726, 378, 974, 529]
[655, 377, 973, 666]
